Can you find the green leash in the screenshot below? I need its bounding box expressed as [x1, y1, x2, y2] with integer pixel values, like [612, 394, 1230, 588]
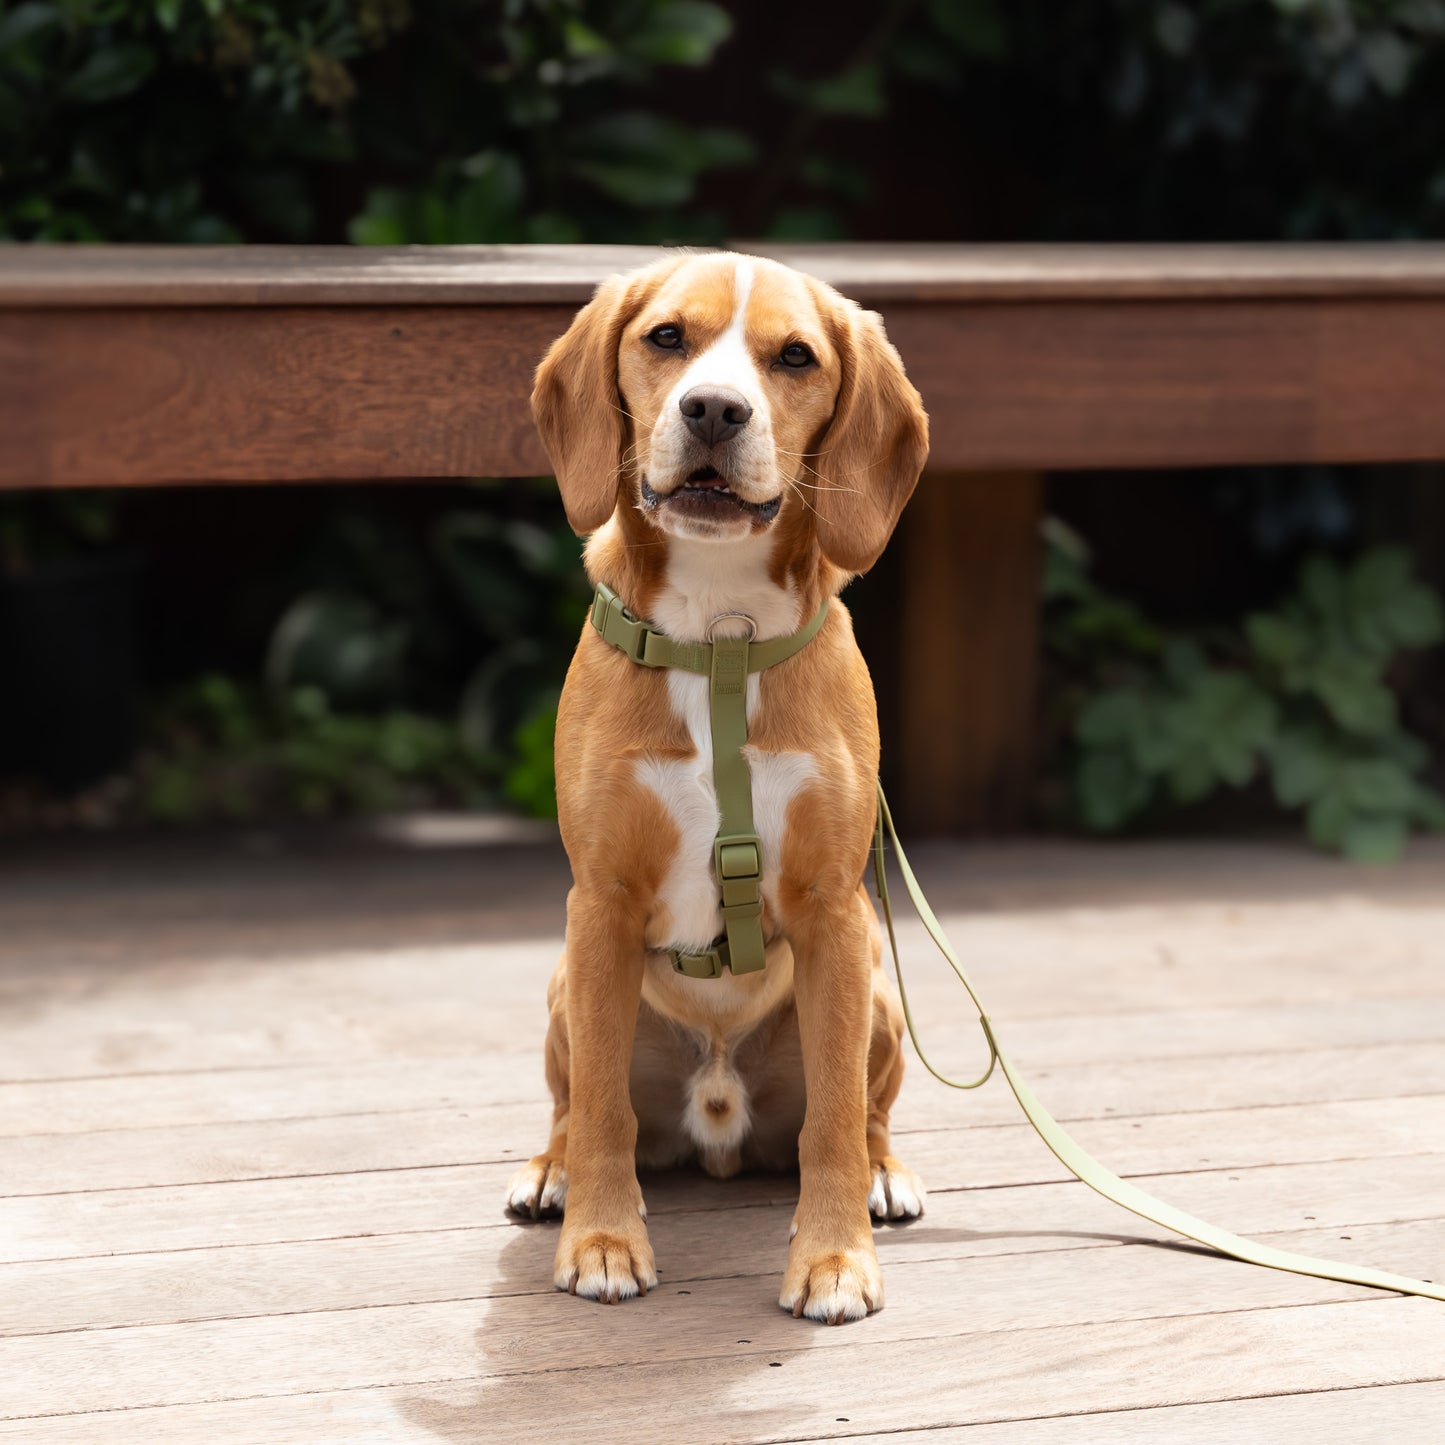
[872, 782, 1445, 1305]
[591, 579, 1443, 1304]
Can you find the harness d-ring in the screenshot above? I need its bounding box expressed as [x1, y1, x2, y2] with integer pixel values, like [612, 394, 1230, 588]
[706, 613, 758, 643]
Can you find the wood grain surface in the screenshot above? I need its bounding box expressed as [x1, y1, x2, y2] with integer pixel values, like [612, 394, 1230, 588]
[7, 294, 1445, 488]
[6, 242, 1445, 307]
[1, 833, 1442, 1438]
[898, 472, 1041, 832]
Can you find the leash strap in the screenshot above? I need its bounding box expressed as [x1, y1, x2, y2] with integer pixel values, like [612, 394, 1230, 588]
[873, 781, 1445, 1305]
[588, 583, 829, 978]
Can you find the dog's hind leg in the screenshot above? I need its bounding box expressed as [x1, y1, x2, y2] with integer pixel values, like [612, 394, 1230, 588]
[505, 955, 572, 1219]
[864, 897, 927, 1222]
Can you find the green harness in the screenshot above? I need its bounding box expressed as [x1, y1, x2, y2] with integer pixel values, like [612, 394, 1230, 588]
[589, 579, 1444, 1307]
[590, 580, 828, 978]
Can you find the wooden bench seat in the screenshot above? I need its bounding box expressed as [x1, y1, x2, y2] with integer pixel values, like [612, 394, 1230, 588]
[5, 242, 1445, 830]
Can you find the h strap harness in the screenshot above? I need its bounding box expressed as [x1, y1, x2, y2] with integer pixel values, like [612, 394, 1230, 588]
[590, 581, 828, 978]
[589, 578, 1444, 1307]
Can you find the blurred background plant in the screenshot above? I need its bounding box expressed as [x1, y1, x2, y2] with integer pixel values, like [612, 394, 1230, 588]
[0, 0, 747, 243]
[2, 0, 1443, 846]
[1044, 524, 1445, 860]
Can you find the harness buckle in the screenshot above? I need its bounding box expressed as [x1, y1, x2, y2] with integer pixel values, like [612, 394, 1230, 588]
[715, 833, 762, 883]
[670, 943, 727, 979]
[590, 585, 651, 664]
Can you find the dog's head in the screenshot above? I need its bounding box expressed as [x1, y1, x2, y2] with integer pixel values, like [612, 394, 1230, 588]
[532, 252, 929, 574]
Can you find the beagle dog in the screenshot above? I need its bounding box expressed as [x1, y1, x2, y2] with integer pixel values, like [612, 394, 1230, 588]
[506, 251, 930, 1324]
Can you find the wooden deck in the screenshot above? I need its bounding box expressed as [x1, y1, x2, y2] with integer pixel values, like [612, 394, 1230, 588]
[2, 826, 1444, 1441]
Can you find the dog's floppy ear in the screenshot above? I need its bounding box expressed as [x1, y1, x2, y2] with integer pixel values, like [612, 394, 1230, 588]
[811, 298, 929, 574]
[532, 260, 680, 535]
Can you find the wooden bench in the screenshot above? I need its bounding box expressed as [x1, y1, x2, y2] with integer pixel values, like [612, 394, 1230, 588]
[5, 242, 1445, 832]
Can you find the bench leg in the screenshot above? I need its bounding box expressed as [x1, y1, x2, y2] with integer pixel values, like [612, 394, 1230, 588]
[896, 470, 1043, 835]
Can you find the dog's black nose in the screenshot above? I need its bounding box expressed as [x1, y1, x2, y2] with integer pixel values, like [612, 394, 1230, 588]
[679, 386, 752, 446]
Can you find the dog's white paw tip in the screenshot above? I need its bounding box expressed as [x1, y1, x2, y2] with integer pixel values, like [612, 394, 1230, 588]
[505, 1158, 568, 1219]
[779, 1249, 883, 1325]
[868, 1159, 926, 1222]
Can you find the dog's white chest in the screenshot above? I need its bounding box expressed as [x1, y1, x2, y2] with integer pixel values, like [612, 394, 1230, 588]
[636, 669, 817, 954]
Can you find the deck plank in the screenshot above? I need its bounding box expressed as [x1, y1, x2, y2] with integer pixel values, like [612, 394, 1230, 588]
[3, 1215, 1438, 1340]
[5, 1038, 1444, 1138]
[2, 1301, 1442, 1441]
[1, 833, 1442, 1437]
[5, 1094, 1444, 1198]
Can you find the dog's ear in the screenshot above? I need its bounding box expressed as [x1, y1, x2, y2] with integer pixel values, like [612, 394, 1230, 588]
[810, 298, 929, 575]
[532, 261, 679, 536]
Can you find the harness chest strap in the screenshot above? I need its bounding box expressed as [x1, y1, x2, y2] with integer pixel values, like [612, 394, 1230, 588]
[589, 582, 829, 978]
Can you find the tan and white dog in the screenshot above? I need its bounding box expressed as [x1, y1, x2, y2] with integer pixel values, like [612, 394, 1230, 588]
[506, 250, 930, 1324]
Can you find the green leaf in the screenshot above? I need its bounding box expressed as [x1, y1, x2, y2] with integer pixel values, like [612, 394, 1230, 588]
[1167, 750, 1216, 805]
[0, 3, 60, 52]
[348, 189, 409, 246]
[452, 151, 525, 241]
[265, 591, 410, 710]
[1269, 727, 1337, 807]
[155, 0, 184, 33]
[1306, 791, 1352, 850]
[506, 700, 560, 819]
[1311, 654, 1397, 736]
[1413, 786, 1445, 831]
[61, 44, 156, 104]
[1154, 3, 1198, 57]
[1359, 30, 1414, 96]
[562, 18, 612, 58]
[626, 1, 732, 67]
[1299, 554, 1346, 625]
[927, 0, 1006, 58]
[804, 63, 886, 117]
[1076, 687, 1148, 747]
[1246, 612, 1309, 674]
[1076, 747, 1152, 831]
[1345, 547, 1443, 654]
[1162, 638, 1207, 687]
[1340, 814, 1408, 864]
[1341, 758, 1417, 812]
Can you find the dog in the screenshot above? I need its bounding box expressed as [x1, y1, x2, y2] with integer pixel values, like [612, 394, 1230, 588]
[505, 250, 930, 1324]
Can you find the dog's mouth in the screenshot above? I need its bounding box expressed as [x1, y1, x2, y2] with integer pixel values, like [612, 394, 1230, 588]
[642, 469, 782, 523]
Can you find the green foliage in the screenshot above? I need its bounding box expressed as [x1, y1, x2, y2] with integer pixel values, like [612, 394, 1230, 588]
[1049, 524, 1445, 862]
[505, 696, 559, 819]
[0, 491, 119, 574]
[254, 497, 586, 819]
[138, 674, 490, 821]
[761, 0, 1445, 240]
[0, 0, 743, 242]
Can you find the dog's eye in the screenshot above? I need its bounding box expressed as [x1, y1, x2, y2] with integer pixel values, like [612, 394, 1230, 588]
[647, 325, 683, 350]
[779, 342, 814, 369]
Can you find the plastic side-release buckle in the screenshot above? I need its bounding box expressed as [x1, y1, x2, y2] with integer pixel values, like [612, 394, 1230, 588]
[591, 586, 650, 663]
[670, 944, 727, 979]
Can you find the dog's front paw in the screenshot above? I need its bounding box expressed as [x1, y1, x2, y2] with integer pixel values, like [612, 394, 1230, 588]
[868, 1156, 926, 1221]
[554, 1218, 657, 1304]
[505, 1154, 568, 1220]
[779, 1235, 883, 1324]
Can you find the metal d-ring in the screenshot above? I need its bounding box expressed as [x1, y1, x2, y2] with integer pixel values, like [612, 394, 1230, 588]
[706, 613, 758, 642]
